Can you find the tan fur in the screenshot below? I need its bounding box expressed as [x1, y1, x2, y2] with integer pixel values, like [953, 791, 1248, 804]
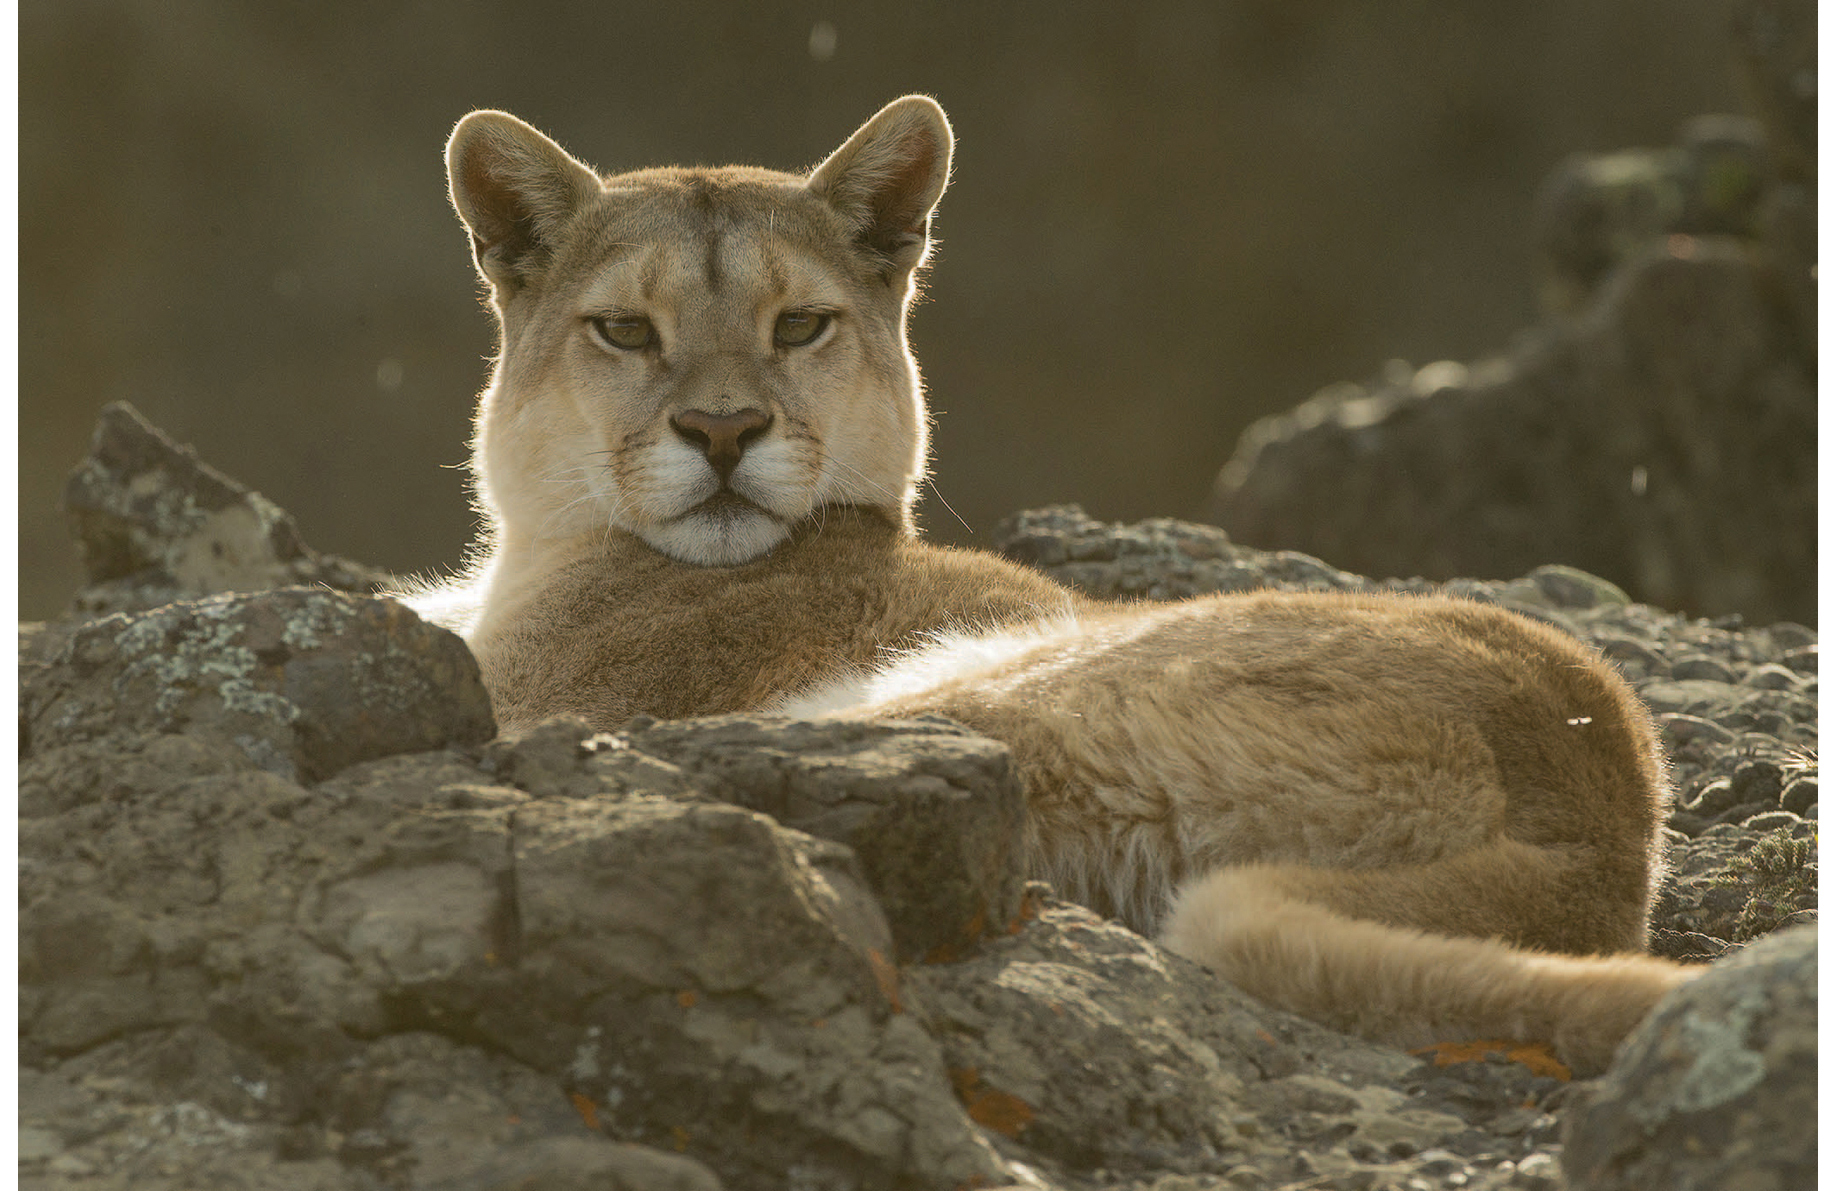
[397, 97, 1698, 1076]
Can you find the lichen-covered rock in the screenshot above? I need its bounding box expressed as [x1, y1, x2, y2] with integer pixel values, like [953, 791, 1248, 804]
[620, 714, 1031, 963]
[21, 587, 496, 782]
[1561, 924, 1815, 1191]
[62, 401, 391, 617]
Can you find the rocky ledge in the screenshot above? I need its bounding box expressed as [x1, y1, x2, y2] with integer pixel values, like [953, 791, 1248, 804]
[17, 411, 1817, 1191]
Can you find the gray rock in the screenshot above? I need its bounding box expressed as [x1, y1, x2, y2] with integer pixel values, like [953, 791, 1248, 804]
[1745, 662, 1802, 690]
[1592, 636, 1669, 680]
[20, 1028, 725, 1191]
[21, 587, 496, 783]
[1655, 712, 1735, 750]
[18, 720, 1018, 1190]
[1779, 775, 1816, 816]
[994, 505, 1366, 603]
[481, 794, 1010, 1189]
[1207, 112, 1815, 628]
[1777, 645, 1817, 675]
[62, 401, 391, 617]
[1526, 564, 1631, 610]
[1562, 925, 1815, 1191]
[906, 891, 1523, 1186]
[1670, 656, 1737, 683]
[1635, 678, 1743, 717]
[620, 714, 1031, 963]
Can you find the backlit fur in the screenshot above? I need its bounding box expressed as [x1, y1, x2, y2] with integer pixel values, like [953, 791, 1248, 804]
[397, 97, 1697, 1077]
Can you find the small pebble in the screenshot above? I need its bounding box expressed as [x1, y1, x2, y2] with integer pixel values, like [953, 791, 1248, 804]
[1765, 622, 1817, 651]
[1671, 656, 1736, 683]
[1686, 778, 1738, 817]
[1740, 809, 1801, 833]
[1746, 663, 1801, 690]
[1597, 637, 1668, 679]
[1731, 760, 1786, 805]
[1657, 713, 1736, 748]
[1769, 774, 1813, 811]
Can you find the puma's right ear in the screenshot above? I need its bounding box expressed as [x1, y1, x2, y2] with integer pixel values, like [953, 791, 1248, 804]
[808, 95, 954, 279]
[446, 111, 602, 290]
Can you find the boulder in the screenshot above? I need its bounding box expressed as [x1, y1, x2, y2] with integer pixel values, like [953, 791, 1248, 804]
[21, 587, 496, 783]
[621, 714, 1031, 963]
[1207, 51, 1817, 629]
[1562, 925, 1816, 1191]
[62, 401, 391, 617]
[18, 719, 1016, 1189]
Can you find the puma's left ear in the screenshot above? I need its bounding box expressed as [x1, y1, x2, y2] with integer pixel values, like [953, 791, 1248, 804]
[807, 95, 954, 278]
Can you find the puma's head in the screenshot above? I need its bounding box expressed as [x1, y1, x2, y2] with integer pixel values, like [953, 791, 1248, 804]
[446, 96, 953, 566]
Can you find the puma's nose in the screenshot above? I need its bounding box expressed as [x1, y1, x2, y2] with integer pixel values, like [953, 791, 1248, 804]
[669, 407, 773, 481]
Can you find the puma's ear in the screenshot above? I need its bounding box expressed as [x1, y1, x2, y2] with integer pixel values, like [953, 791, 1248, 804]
[807, 95, 954, 278]
[446, 110, 602, 289]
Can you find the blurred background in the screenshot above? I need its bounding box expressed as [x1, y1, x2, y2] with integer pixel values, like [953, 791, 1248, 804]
[21, 0, 1748, 620]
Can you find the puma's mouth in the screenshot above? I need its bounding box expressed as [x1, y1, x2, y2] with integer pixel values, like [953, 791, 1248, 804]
[645, 486, 795, 567]
[680, 488, 784, 524]
[693, 489, 762, 514]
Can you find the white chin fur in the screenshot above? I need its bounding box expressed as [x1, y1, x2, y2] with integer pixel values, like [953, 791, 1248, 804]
[641, 506, 792, 566]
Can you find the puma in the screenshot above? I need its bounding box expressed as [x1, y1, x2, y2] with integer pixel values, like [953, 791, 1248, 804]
[397, 96, 1695, 1076]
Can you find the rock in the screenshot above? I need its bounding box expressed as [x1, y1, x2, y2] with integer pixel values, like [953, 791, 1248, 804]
[1207, 107, 1815, 628]
[1562, 925, 1815, 1191]
[1670, 656, 1737, 683]
[906, 891, 1557, 1187]
[1595, 636, 1669, 680]
[20, 1028, 725, 1191]
[61, 401, 392, 617]
[994, 504, 1366, 602]
[1526, 564, 1631, 610]
[1636, 679, 1743, 717]
[1777, 645, 1816, 675]
[457, 795, 1011, 1189]
[18, 721, 1016, 1189]
[1531, 114, 1768, 315]
[619, 714, 1031, 963]
[21, 587, 496, 783]
[1778, 775, 1815, 816]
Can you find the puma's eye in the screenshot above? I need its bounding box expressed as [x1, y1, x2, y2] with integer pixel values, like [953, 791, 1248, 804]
[591, 315, 656, 351]
[774, 310, 830, 348]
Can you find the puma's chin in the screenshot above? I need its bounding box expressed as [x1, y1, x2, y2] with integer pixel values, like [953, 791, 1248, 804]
[640, 498, 793, 566]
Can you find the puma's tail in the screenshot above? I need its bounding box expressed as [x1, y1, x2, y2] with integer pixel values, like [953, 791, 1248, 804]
[1159, 859, 1698, 1077]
